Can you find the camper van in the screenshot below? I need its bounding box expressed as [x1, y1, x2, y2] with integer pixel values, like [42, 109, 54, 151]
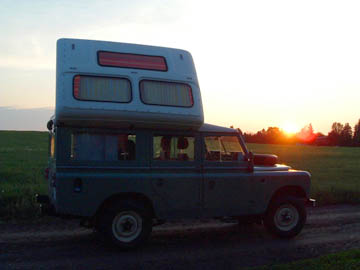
[37, 38, 315, 249]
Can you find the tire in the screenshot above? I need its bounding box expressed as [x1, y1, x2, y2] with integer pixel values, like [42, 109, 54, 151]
[99, 200, 152, 249]
[264, 196, 306, 238]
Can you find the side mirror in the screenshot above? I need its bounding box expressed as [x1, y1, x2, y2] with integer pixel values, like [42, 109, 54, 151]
[47, 120, 53, 131]
[247, 151, 254, 172]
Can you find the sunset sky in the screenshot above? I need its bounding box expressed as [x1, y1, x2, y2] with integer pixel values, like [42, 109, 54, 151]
[1, 0, 360, 133]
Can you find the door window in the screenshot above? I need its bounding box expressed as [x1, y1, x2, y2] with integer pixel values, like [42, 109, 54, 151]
[153, 135, 195, 161]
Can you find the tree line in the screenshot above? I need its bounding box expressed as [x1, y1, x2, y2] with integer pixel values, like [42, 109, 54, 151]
[241, 119, 360, 147]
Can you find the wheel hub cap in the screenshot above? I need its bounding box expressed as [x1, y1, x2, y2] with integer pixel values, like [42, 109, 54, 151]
[274, 204, 299, 232]
[112, 211, 142, 242]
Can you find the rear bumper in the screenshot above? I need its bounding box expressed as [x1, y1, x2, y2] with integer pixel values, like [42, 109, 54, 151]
[306, 198, 316, 207]
[35, 194, 82, 219]
[35, 194, 49, 204]
[35, 194, 56, 216]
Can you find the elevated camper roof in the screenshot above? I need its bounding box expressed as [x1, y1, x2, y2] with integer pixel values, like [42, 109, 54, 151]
[55, 38, 204, 129]
[56, 38, 199, 83]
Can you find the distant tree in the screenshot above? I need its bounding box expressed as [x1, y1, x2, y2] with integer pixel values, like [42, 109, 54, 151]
[353, 119, 360, 146]
[309, 123, 314, 135]
[340, 123, 353, 146]
[243, 127, 292, 144]
[243, 132, 256, 143]
[332, 122, 344, 134]
[296, 123, 316, 144]
[243, 120, 360, 147]
[265, 127, 285, 144]
[244, 128, 268, 144]
[328, 122, 344, 146]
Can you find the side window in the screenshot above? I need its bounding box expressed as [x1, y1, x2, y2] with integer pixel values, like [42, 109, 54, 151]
[73, 75, 132, 103]
[153, 135, 195, 161]
[204, 136, 244, 162]
[140, 80, 193, 107]
[71, 133, 136, 161]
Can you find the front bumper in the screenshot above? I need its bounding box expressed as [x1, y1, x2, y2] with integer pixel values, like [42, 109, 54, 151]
[306, 198, 316, 207]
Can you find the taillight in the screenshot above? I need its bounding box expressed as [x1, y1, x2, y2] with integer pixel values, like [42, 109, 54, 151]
[73, 75, 81, 99]
[98, 51, 167, 71]
[188, 86, 194, 106]
[44, 168, 50, 179]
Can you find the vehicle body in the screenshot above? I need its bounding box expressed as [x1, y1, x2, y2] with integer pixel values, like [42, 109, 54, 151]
[38, 38, 315, 249]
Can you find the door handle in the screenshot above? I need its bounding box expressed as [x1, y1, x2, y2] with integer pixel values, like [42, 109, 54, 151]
[157, 178, 164, 187]
[73, 178, 82, 193]
[209, 180, 215, 190]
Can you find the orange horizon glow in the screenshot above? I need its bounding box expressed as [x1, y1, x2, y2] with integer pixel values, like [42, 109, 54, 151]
[281, 123, 299, 136]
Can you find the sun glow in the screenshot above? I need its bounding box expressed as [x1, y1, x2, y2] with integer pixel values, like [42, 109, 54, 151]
[282, 123, 299, 135]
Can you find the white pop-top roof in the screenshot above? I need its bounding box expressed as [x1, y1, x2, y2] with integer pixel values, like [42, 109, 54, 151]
[55, 38, 204, 129]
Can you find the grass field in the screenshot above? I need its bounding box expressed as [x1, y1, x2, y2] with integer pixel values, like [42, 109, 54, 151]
[247, 249, 360, 270]
[0, 131, 360, 220]
[0, 131, 48, 219]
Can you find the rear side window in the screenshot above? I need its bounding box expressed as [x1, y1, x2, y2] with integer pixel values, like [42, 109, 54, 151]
[204, 136, 244, 162]
[73, 75, 131, 103]
[140, 80, 193, 107]
[71, 133, 136, 161]
[153, 135, 195, 161]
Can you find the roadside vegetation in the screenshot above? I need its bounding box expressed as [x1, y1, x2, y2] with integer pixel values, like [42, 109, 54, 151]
[247, 249, 360, 270]
[0, 131, 360, 220]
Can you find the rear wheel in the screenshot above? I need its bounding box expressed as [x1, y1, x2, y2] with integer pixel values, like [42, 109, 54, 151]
[264, 196, 306, 238]
[99, 200, 152, 249]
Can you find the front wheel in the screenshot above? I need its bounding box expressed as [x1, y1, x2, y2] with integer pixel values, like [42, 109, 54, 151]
[99, 201, 152, 249]
[264, 196, 306, 238]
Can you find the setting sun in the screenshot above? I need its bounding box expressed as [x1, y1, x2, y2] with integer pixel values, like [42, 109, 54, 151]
[282, 123, 299, 135]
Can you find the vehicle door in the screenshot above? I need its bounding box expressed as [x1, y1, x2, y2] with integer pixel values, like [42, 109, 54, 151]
[54, 128, 148, 217]
[150, 132, 202, 219]
[201, 133, 255, 217]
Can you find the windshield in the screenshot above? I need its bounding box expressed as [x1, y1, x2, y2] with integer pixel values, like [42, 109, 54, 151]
[204, 135, 245, 162]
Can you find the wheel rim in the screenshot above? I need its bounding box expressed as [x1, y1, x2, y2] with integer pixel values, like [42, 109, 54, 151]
[112, 211, 143, 243]
[274, 204, 299, 232]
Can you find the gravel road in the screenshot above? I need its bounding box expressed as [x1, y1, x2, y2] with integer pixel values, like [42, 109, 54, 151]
[1, 205, 360, 270]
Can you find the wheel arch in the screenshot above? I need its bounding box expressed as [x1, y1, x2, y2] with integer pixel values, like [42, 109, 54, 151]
[94, 192, 156, 226]
[267, 185, 307, 211]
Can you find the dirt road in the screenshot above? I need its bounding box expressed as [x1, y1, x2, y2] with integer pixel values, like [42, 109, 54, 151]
[1, 205, 360, 270]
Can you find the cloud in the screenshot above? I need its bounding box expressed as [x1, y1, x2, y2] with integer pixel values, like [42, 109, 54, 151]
[0, 107, 54, 131]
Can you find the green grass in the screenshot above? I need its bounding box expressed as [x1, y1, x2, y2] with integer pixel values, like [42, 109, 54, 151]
[247, 249, 360, 270]
[0, 131, 360, 220]
[0, 131, 48, 219]
[248, 143, 360, 205]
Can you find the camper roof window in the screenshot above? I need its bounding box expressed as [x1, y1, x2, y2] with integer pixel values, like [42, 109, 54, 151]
[73, 75, 132, 103]
[140, 80, 194, 108]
